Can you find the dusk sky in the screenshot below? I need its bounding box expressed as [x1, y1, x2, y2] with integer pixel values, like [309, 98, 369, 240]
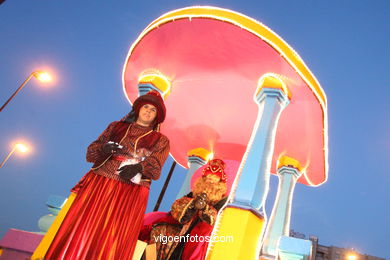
[1, 1, 389, 259]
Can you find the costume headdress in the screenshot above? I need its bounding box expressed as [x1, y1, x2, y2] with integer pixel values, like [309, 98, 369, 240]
[202, 159, 227, 182]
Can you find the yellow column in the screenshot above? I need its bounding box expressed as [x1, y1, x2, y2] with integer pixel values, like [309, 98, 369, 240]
[31, 192, 77, 260]
[207, 207, 265, 260]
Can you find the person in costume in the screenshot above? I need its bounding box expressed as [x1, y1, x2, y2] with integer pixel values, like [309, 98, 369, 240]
[45, 90, 170, 260]
[140, 159, 228, 260]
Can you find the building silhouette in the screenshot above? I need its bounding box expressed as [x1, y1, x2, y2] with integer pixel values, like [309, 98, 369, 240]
[290, 230, 385, 260]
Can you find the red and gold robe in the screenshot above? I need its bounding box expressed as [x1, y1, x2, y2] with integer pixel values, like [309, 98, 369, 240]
[140, 193, 227, 260]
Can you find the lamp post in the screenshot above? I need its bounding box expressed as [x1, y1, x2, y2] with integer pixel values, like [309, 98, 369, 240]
[0, 143, 29, 168]
[0, 71, 52, 112]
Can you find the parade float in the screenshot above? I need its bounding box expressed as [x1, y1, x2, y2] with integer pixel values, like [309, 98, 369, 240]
[33, 6, 327, 260]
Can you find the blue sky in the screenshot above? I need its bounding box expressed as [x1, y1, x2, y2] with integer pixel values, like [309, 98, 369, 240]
[0, 0, 389, 259]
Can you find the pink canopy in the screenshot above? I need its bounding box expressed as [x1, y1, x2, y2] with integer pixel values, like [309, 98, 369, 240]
[123, 7, 328, 186]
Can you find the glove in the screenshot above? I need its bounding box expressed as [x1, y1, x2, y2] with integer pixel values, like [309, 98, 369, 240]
[102, 142, 122, 155]
[198, 205, 218, 225]
[194, 193, 208, 210]
[118, 163, 143, 180]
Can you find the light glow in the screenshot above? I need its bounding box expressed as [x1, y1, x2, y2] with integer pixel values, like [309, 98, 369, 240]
[138, 70, 172, 98]
[12, 140, 32, 155]
[206, 152, 214, 161]
[0, 141, 32, 168]
[34, 71, 52, 83]
[15, 143, 29, 153]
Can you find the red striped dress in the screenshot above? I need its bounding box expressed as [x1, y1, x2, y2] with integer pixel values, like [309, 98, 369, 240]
[45, 121, 170, 260]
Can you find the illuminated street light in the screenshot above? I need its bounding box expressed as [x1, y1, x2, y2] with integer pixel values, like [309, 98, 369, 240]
[347, 253, 358, 260]
[15, 143, 29, 153]
[0, 142, 30, 168]
[34, 71, 52, 83]
[0, 70, 53, 112]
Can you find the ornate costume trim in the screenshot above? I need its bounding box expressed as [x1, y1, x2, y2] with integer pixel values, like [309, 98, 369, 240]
[202, 158, 228, 182]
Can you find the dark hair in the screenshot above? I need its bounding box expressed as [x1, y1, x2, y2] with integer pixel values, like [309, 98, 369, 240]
[123, 109, 137, 123]
[123, 108, 159, 131]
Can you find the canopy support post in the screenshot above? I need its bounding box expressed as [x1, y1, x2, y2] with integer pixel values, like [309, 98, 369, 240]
[261, 158, 303, 257]
[206, 82, 289, 260]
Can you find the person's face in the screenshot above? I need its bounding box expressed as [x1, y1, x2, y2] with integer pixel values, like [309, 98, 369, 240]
[136, 103, 157, 126]
[204, 174, 221, 184]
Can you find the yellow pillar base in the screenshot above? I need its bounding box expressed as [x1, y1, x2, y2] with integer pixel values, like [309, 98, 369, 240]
[206, 207, 265, 260]
[31, 192, 77, 260]
[132, 240, 147, 260]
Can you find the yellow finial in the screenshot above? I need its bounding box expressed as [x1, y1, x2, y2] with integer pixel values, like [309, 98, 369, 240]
[187, 148, 213, 161]
[278, 155, 302, 171]
[256, 73, 292, 100]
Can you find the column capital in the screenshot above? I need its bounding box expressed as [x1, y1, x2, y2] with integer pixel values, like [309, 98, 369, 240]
[177, 148, 210, 199]
[256, 88, 290, 107]
[277, 166, 303, 180]
[278, 155, 303, 172]
[187, 147, 212, 161]
[138, 71, 171, 99]
[188, 156, 207, 166]
[256, 73, 292, 99]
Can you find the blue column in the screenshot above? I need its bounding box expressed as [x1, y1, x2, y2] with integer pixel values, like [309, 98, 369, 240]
[278, 236, 312, 260]
[262, 166, 303, 257]
[138, 83, 164, 96]
[176, 155, 207, 199]
[137, 73, 171, 99]
[38, 195, 67, 233]
[230, 87, 289, 215]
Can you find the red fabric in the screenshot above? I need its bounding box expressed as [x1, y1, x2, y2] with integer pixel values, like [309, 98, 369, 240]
[87, 121, 170, 185]
[111, 155, 127, 161]
[182, 222, 214, 260]
[111, 122, 163, 151]
[143, 212, 171, 226]
[136, 130, 162, 151]
[139, 212, 178, 243]
[46, 171, 149, 260]
[139, 212, 213, 260]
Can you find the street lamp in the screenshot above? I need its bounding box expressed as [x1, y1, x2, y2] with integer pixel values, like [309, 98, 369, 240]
[0, 70, 53, 112]
[0, 143, 29, 168]
[347, 253, 357, 260]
